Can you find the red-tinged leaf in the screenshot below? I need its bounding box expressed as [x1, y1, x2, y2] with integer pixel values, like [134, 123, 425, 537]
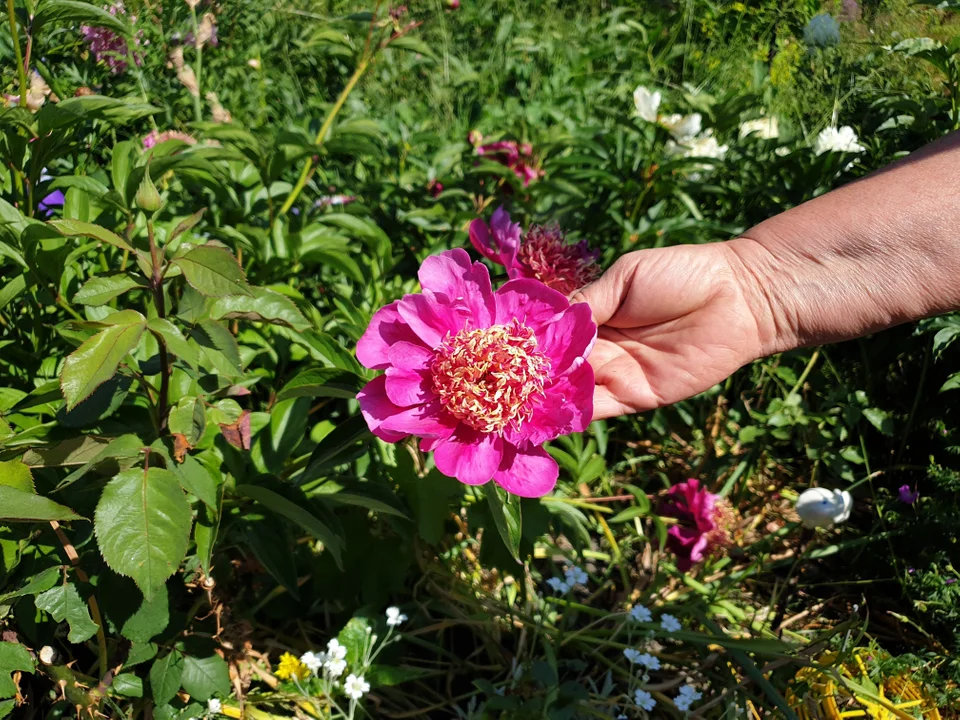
[219, 410, 251, 450]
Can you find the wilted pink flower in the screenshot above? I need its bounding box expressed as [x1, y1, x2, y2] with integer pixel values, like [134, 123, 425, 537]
[81, 1, 144, 74]
[143, 130, 197, 149]
[476, 140, 543, 187]
[659, 479, 734, 571]
[470, 207, 600, 295]
[356, 249, 596, 497]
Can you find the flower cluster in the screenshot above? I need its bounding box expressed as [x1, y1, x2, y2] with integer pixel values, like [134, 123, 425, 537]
[472, 135, 543, 187]
[658, 479, 736, 571]
[545, 564, 588, 594]
[633, 86, 729, 168]
[469, 207, 600, 295]
[814, 125, 865, 155]
[674, 684, 703, 712]
[81, 1, 144, 74]
[356, 248, 596, 497]
[629, 605, 682, 632]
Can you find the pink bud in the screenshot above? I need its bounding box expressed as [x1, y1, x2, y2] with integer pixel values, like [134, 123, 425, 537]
[446, 0, 460, 8]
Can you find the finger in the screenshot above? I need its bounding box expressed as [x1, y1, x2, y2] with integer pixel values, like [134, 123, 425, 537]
[592, 386, 638, 421]
[569, 254, 640, 327]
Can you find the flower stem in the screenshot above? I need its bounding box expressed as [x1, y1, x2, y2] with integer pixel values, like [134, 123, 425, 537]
[190, 6, 203, 122]
[7, 0, 27, 108]
[147, 218, 170, 431]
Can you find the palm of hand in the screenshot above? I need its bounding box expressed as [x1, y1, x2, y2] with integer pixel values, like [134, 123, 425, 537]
[577, 244, 766, 420]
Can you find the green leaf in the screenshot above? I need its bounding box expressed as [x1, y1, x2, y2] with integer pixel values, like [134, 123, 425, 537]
[172, 245, 252, 297]
[862, 407, 894, 436]
[314, 480, 410, 519]
[150, 650, 184, 706]
[60, 312, 146, 409]
[57, 434, 143, 490]
[112, 141, 137, 205]
[73, 275, 144, 306]
[173, 455, 218, 510]
[168, 397, 206, 446]
[38, 96, 159, 135]
[207, 288, 310, 331]
[0, 566, 61, 604]
[276, 367, 365, 402]
[300, 415, 371, 481]
[169, 208, 206, 244]
[35, 582, 99, 643]
[337, 616, 373, 665]
[485, 486, 522, 564]
[237, 484, 342, 567]
[94, 468, 192, 599]
[180, 654, 230, 702]
[101, 573, 170, 643]
[33, 0, 130, 37]
[147, 318, 200, 370]
[0, 460, 33, 492]
[49, 218, 134, 253]
[0, 642, 34, 699]
[192, 320, 243, 377]
[0, 486, 82, 522]
[112, 673, 143, 697]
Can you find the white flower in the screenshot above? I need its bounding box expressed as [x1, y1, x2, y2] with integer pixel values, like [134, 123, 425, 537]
[546, 577, 570, 593]
[678, 685, 702, 701]
[775, 146, 791, 157]
[795, 487, 853, 527]
[813, 126, 865, 155]
[684, 132, 728, 160]
[326, 658, 347, 678]
[633, 86, 662, 123]
[637, 653, 661, 670]
[300, 651, 324, 674]
[343, 673, 370, 700]
[659, 112, 702, 141]
[386, 606, 407, 627]
[630, 605, 653, 623]
[634, 689, 656, 711]
[564, 566, 588, 586]
[247, 58, 261, 70]
[326, 638, 347, 661]
[803, 14, 841, 47]
[739, 117, 779, 140]
[207, 699, 222, 714]
[660, 614, 682, 632]
[623, 648, 643, 664]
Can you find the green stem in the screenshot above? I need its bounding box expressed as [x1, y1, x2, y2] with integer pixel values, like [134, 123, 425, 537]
[147, 219, 171, 432]
[190, 7, 203, 122]
[7, 0, 27, 108]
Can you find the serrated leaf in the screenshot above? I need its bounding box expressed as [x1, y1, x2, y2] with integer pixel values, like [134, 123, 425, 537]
[169, 208, 206, 244]
[207, 288, 310, 331]
[277, 367, 365, 402]
[174, 455, 218, 509]
[49, 218, 134, 253]
[0, 460, 33, 492]
[35, 582, 99, 642]
[0, 566, 61, 604]
[0, 486, 82, 522]
[180, 654, 230, 702]
[172, 245, 251, 297]
[57, 433, 143, 490]
[60, 313, 146, 409]
[0, 642, 34, 699]
[192, 320, 243, 377]
[150, 650, 184, 706]
[168, 397, 206, 446]
[147, 318, 199, 370]
[94, 468, 192, 599]
[73, 274, 144, 305]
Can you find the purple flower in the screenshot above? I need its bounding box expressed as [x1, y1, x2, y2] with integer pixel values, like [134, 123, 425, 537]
[946, 578, 957, 585]
[37, 189, 65, 217]
[898, 485, 919, 505]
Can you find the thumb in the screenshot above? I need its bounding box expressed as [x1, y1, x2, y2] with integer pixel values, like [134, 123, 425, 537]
[569, 255, 637, 327]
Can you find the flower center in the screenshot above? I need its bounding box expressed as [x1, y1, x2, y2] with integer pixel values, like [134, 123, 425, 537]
[517, 225, 600, 295]
[431, 319, 551, 434]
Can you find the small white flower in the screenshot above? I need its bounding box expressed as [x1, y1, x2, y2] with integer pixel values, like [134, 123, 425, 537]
[634, 689, 656, 711]
[775, 146, 791, 157]
[564, 566, 588, 586]
[343, 673, 370, 700]
[803, 14, 841, 47]
[660, 614, 682, 632]
[630, 606, 653, 623]
[546, 577, 570, 593]
[659, 112, 702, 141]
[247, 58, 261, 70]
[207, 699, 222, 714]
[623, 648, 643, 663]
[326, 658, 347, 678]
[386, 606, 407, 627]
[326, 638, 347, 661]
[739, 117, 779, 140]
[795, 487, 853, 527]
[637, 653, 660, 670]
[300, 651, 324, 674]
[633, 86, 662, 123]
[813, 126, 865, 156]
[678, 685, 702, 701]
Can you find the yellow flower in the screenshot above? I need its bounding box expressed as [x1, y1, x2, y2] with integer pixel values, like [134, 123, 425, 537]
[275, 652, 309, 681]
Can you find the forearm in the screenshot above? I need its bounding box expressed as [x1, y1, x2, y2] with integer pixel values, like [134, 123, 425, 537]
[727, 131, 960, 356]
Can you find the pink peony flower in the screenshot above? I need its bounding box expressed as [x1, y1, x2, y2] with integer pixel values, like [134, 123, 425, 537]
[356, 249, 596, 497]
[470, 207, 600, 295]
[81, 1, 144, 74]
[143, 130, 197, 149]
[476, 140, 543, 187]
[659, 479, 734, 571]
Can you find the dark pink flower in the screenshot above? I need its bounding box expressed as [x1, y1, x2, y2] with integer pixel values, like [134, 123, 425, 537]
[81, 1, 144, 74]
[470, 207, 600, 295]
[356, 249, 596, 497]
[476, 140, 543, 187]
[898, 484, 919, 505]
[428, 179, 444, 198]
[659, 479, 733, 571]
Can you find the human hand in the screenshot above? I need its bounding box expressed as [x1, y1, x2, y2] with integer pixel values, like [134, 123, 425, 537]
[572, 241, 776, 420]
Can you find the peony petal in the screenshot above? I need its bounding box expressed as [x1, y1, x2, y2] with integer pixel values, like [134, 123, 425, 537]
[514, 362, 594, 446]
[385, 367, 435, 407]
[489, 206, 521, 268]
[469, 218, 499, 263]
[356, 375, 411, 442]
[494, 279, 569, 328]
[494, 444, 558, 498]
[356, 301, 424, 370]
[433, 428, 502, 486]
[397, 291, 469, 347]
[381, 398, 456, 440]
[537, 302, 597, 376]
[417, 249, 495, 327]
[387, 340, 435, 371]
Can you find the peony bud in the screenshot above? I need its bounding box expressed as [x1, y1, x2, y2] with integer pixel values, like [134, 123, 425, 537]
[446, 0, 460, 7]
[795, 488, 852, 528]
[135, 170, 163, 212]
